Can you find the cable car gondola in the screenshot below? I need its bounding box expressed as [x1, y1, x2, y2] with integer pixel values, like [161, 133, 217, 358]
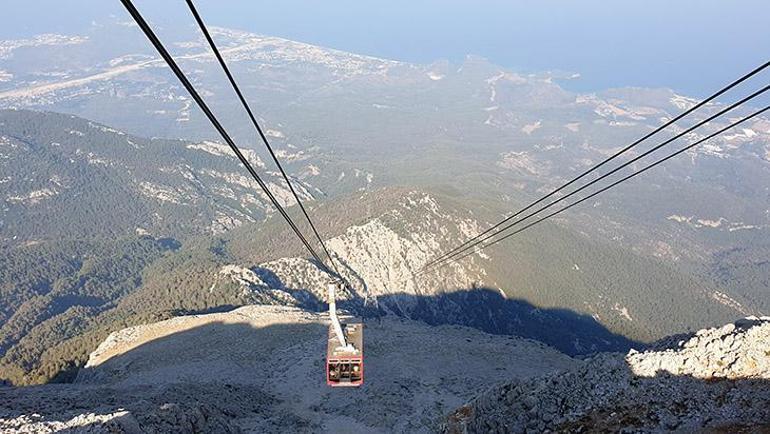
[326, 281, 363, 387]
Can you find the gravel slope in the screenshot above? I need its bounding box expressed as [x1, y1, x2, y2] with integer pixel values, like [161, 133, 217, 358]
[1, 305, 577, 433]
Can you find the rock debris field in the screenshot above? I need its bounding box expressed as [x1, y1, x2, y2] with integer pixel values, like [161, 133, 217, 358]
[0, 305, 574, 433]
[3, 307, 769, 433]
[446, 316, 770, 433]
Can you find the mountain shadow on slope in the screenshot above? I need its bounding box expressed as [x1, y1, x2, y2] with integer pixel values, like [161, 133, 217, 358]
[2, 329, 290, 433]
[338, 287, 639, 356]
[212, 266, 639, 356]
[57, 311, 577, 432]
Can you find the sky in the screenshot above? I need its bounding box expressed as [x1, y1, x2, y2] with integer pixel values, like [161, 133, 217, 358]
[2, 0, 768, 96]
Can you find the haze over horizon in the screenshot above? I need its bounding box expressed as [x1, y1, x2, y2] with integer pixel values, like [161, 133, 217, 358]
[3, 0, 768, 96]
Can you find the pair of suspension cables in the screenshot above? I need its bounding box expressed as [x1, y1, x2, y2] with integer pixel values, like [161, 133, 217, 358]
[120, 0, 340, 277]
[119, 1, 769, 279]
[421, 61, 770, 273]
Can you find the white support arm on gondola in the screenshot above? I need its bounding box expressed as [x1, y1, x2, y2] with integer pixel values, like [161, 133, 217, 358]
[328, 282, 348, 349]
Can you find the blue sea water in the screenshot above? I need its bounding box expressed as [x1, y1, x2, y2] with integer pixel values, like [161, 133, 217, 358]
[2, 0, 768, 97]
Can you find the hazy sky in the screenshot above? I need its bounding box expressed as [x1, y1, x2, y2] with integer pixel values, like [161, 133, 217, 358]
[2, 0, 768, 95]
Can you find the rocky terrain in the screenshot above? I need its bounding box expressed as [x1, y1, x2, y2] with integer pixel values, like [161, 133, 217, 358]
[3, 310, 769, 433]
[0, 305, 577, 433]
[446, 316, 770, 433]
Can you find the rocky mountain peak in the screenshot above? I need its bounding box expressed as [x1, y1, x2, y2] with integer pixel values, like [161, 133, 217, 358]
[627, 315, 770, 380]
[446, 317, 770, 433]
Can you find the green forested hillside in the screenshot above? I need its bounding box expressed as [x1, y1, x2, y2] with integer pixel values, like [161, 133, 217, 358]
[0, 109, 286, 384]
[485, 222, 738, 342]
[0, 109, 333, 243]
[0, 238, 175, 383]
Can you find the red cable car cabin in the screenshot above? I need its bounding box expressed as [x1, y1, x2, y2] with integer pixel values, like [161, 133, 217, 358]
[326, 320, 363, 387]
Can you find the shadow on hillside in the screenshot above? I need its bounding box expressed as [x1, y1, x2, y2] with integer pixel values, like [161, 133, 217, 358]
[4, 312, 618, 432]
[3, 279, 636, 388]
[361, 287, 639, 356]
[73, 321, 325, 386]
[234, 267, 639, 355]
[1, 324, 295, 432]
[69, 282, 641, 388]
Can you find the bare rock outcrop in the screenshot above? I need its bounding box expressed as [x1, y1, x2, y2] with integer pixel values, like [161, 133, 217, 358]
[446, 317, 770, 433]
[627, 315, 770, 380]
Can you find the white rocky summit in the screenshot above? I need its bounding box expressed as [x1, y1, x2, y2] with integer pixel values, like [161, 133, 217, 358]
[627, 315, 770, 380]
[446, 317, 770, 433]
